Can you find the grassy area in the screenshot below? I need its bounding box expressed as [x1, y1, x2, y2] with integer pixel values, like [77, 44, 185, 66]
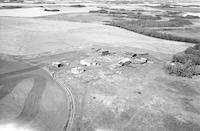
[90, 8, 200, 44]
[123, 18, 192, 27]
[89, 9, 161, 20]
[165, 45, 200, 78]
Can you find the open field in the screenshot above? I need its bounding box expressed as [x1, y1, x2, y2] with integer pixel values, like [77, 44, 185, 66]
[0, 16, 191, 56]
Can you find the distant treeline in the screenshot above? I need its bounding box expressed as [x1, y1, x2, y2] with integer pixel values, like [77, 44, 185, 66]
[107, 21, 200, 44]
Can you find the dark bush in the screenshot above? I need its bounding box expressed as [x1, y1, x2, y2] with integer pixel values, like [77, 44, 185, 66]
[194, 66, 200, 75]
[165, 44, 200, 78]
[1, 6, 22, 9]
[165, 61, 196, 78]
[44, 8, 60, 12]
[193, 44, 200, 50]
[172, 53, 188, 63]
[183, 15, 200, 19]
[185, 47, 200, 56]
[70, 4, 85, 7]
[89, 9, 108, 14]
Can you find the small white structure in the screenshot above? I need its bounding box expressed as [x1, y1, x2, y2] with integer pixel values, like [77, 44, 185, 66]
[169, 62, 176, 66]
[132, 57, 148, 64]
[118, 58, 132, 66]
[80, 59, 99, 66]
[61, 60, 69, 65]
[118, 58, 131, 64]
[71, 67, 85, 74]
[80, 59, 91, 66]
[52, 62, 63, 68]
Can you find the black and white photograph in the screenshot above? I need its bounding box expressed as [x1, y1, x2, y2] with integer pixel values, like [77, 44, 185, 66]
[0, 0, 200, 130]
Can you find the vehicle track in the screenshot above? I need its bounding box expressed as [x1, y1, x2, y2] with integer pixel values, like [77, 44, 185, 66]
[52, 74, 76, 131]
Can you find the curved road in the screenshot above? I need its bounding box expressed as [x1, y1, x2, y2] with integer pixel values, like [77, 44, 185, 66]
[53, 77, 75, 131]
